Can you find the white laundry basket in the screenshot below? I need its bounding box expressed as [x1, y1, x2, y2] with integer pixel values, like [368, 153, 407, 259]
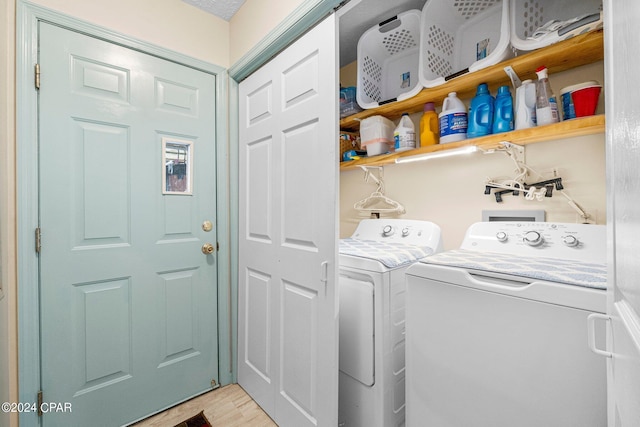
[510, 0, 603, 51]
[357, 10, 423, 109]
[419, 0, 512, 89]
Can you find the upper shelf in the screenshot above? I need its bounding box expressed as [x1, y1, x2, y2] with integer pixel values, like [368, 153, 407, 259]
[339, 30, 604, 131]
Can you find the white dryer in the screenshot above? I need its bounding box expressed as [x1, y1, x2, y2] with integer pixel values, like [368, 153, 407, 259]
[338, 219, 443, 427]
[405, 222, 608, 427]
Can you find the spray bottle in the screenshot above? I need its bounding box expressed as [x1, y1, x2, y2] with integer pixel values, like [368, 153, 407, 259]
[535, 66, 559, 126]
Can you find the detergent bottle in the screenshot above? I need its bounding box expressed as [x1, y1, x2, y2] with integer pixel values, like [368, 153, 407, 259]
[467, 83, 494, 138]
[439, 92, 467, 144]
[515, 79, 537, 130]
[492, 85, 514, 134]
[419, 102, 439, 146]
[394, 113, 416, 152]
[535, 66, 559, 126]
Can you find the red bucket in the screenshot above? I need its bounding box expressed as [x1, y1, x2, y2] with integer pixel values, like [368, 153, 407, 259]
[571, 85, 602, 117]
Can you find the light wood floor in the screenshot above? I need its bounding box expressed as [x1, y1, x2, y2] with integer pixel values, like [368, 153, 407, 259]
[132, 384, 277, 427]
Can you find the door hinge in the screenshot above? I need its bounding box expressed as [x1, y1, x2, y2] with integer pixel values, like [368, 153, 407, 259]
[37, 390, 43, 416]
[216, 242, 219, 252]
[35, 227, 41, 253]
[35, 63, 40, 90]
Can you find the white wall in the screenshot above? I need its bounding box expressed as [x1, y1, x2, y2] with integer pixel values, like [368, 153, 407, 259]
[340, 62, 607, 249]
[341, 135, 606, 249]
[28, 0, 230, 66]
[229, 0, 306, 64]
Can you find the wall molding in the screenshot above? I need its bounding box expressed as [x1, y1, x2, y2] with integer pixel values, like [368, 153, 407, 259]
[229, 0, 343, 82]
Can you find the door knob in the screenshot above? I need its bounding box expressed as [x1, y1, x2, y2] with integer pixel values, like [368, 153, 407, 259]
[202, 243, 215, 254]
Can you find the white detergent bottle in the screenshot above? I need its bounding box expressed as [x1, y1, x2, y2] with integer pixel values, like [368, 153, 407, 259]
[515, 79, 537, 129]
[394, 113, 416, 151]
[534, 66, 559, 126]
[439, 92, 467, 143]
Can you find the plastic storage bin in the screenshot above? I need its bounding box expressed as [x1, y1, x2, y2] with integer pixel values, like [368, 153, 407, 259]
[419, 0, 512, 89]
[510, 0, 602, 51]
[340, 86, 363, 118]
[357, 10, 423, 109]
[359, 116, 395, 156]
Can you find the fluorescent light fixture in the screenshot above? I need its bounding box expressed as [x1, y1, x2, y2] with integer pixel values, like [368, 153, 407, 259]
[395, 145, 478, 164]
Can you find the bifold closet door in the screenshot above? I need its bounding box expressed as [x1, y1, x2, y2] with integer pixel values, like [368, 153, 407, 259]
[238, 13, 339, 427]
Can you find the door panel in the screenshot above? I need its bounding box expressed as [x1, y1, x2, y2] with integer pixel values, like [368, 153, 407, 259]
[39, 22, 218, 426]
[238, 13, 338, 427]
[604, 0, 640, 426]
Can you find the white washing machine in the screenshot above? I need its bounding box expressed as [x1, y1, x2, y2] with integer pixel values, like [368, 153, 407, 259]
[338, 219, 443, 427]
[405, 222, 608, 427]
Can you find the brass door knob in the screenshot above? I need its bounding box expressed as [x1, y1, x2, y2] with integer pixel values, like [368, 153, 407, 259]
[202, 243, 215, 254]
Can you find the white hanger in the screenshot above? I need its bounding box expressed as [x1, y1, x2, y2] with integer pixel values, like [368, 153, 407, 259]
[354, 166, 406, 214]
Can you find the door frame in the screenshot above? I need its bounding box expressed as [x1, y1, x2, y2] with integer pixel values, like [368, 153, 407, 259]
[16, 2, 230, 425]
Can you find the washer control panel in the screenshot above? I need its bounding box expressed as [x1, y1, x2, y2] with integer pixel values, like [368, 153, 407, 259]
[350, 219, 443, 252]
[461, 222, 606, 263]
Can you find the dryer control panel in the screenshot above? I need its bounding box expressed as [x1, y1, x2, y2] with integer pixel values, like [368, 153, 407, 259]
[459, 222, 606, 264]
[350, 219, 444, 252]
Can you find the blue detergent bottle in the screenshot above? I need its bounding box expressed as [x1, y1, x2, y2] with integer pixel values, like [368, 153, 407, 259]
[467, 83, 494, 138]
[492, 85, 514, 134]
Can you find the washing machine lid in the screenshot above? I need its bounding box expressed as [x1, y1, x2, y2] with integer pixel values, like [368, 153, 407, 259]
[421, 249, 607, 290]
[339, 238, 435, 269]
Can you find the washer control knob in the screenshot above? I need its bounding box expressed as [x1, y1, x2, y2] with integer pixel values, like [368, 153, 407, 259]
[496, 231, 508, 242]
[382, 225, 394, 236]
[402, 227, 410, 237]
[562, 235, 579, 247]
[523, 231, 543, 246]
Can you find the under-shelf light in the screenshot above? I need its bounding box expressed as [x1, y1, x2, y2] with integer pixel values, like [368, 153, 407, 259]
[395, 145, 478, 164]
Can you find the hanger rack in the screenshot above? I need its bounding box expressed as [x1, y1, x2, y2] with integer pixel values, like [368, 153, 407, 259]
[354, 166, 406, 216]
[483, 143, 592, 222]
[485, 177, 564, 203]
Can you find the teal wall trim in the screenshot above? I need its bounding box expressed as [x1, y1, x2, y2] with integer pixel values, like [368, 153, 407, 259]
[229, 77, 240, 384]
[16, 2, 231, 425]
[229, 0, 343, 82]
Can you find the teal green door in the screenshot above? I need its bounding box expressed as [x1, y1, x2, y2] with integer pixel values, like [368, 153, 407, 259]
[38, 22, 218, 426]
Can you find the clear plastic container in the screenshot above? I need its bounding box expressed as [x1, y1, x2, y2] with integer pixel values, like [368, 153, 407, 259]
[359, 115, 395, 156]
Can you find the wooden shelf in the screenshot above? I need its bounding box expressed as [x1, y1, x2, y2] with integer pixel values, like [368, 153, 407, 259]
[339, 114, 605, 171]
[339, 30, 604, 131]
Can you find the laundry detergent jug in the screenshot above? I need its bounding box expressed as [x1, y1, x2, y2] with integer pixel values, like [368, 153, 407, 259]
[492, 85, 514, 134]
[439, 92, 467, 144]
[467, 83, 494, 138]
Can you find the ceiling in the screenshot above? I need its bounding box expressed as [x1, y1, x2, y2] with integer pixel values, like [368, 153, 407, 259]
[182, 0, 246, 21]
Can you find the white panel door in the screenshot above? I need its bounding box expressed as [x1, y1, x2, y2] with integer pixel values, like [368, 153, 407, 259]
[604, 1, 640, 426]
[238, 13, 338, 427]
[38, 23, 218, 426]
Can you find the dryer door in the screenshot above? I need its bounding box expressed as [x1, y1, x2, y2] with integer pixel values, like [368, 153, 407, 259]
[339, 276, 374, 386]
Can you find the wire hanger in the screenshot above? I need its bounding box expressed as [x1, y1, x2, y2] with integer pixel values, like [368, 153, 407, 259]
[353, 166, 406, 215]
